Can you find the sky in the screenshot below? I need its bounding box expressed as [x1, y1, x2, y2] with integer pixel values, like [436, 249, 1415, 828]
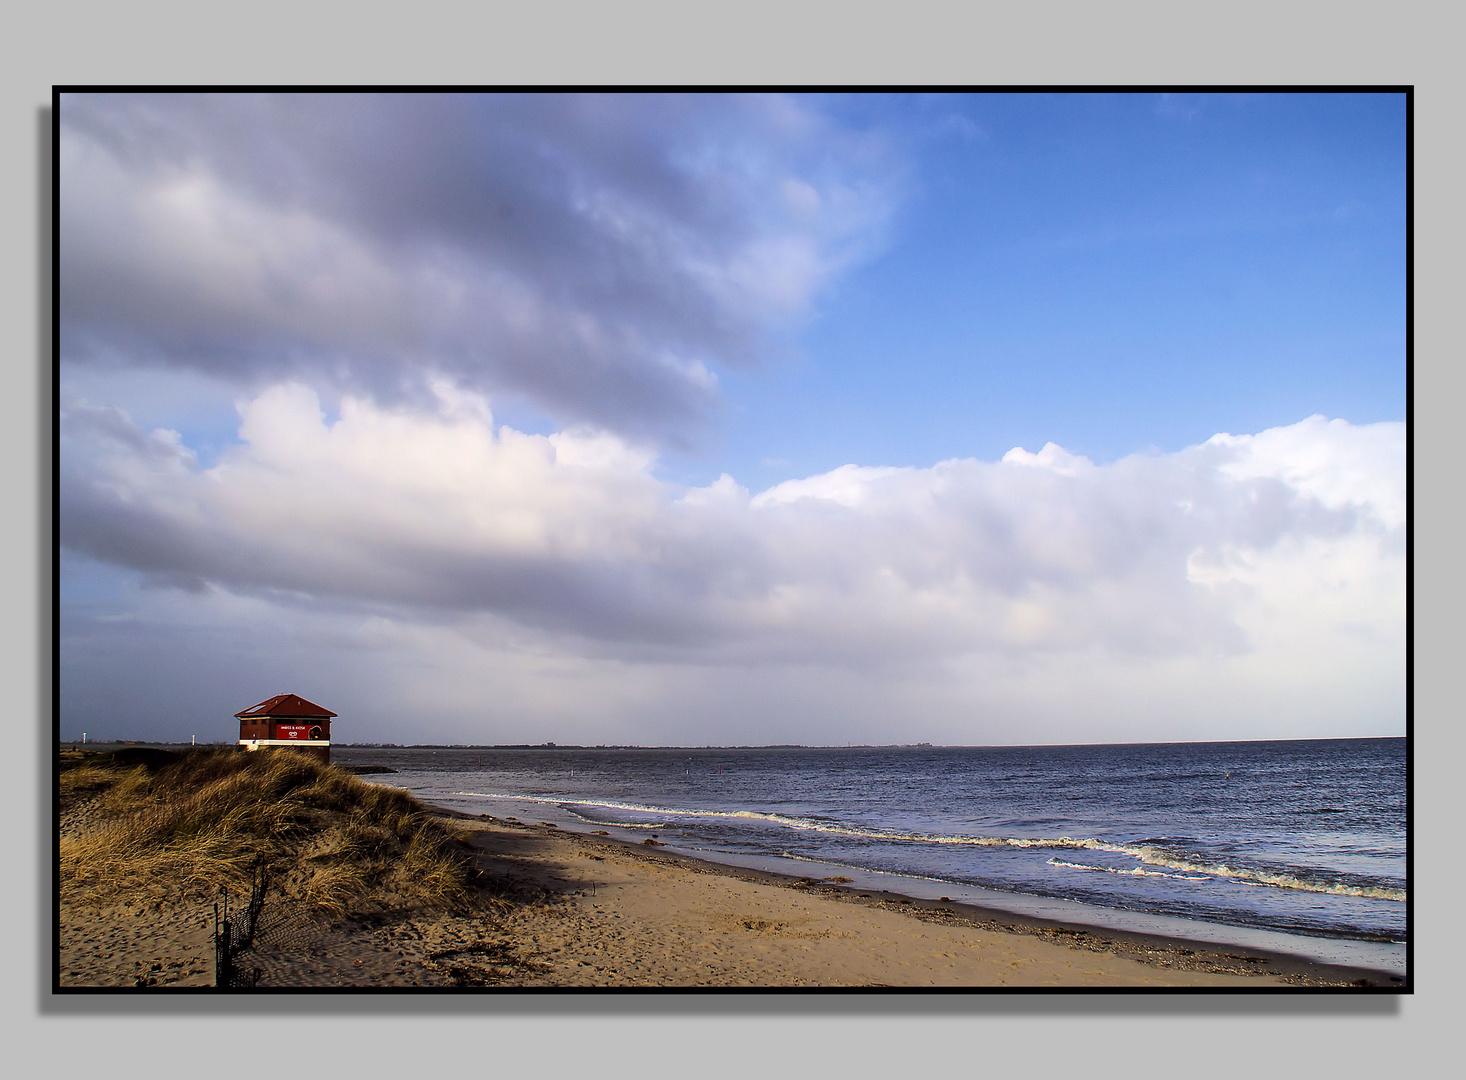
[57, 91, 1407, 747]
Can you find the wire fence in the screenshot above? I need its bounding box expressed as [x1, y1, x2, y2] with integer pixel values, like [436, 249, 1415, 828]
[214, 866, 268, 988]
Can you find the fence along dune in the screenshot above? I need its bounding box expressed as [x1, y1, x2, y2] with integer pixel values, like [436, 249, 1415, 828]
[59, 747, 479, 920]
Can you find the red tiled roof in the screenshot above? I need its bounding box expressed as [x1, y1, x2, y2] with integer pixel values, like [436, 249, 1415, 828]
[234, 693, 337, 719]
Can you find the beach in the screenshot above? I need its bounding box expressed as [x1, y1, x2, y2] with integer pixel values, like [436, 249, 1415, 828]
[59, 807, 1395, 989]
[336, 740, 1407, 968]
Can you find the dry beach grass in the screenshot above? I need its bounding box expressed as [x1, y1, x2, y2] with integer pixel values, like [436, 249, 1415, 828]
[58, 747, 489, 985]
[59, 747, 478, 918]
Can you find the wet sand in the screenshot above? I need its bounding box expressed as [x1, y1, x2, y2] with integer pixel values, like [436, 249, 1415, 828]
[58, 810, 1399, 989]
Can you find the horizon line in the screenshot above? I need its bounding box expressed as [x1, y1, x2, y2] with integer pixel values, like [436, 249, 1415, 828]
[59, 734, 1406, 751]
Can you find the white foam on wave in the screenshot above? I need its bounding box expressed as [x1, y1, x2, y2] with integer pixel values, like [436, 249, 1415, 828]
[448, 790, 1406, 902]
[1048, 857, 1211, 882]
[1130, 852, 1408, 901]
[1052, 840, 1406, 901]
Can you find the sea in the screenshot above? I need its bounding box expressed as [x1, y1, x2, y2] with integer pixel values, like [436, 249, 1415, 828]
[335, 737, 1408, 977]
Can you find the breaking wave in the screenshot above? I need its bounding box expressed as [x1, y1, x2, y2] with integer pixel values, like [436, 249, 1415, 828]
[449, 790, 1407, 902]
[1048, 858, 1211, 882]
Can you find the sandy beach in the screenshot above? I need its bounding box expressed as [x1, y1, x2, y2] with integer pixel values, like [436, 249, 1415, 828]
[58, 807, 1396, 989]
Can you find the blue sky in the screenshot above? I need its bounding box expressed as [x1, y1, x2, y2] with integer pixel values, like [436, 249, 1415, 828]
[58, 92, 1406, 746]
[701, 92, 1405, 490]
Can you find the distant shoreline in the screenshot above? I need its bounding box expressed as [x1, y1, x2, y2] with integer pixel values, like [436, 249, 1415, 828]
[59, 735, 1407, 752]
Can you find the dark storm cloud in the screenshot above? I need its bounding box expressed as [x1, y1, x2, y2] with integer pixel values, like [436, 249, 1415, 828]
[59, 92, 892, 444]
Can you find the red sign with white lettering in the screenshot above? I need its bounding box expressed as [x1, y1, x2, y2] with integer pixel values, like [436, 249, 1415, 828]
[275, 725, 321, 740]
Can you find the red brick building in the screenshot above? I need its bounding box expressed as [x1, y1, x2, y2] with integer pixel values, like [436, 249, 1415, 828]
[235, 694, 337, 763]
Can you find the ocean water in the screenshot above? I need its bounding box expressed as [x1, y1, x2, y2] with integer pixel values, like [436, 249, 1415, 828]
[336, 737, 1407, 975]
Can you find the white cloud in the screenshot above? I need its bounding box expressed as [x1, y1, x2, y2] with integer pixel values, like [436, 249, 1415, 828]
[60, 388, 1404, 742]
[751, 464, 910, 508]
[1000, 442, 1094, 476]
[1209, 414, 1406, 528]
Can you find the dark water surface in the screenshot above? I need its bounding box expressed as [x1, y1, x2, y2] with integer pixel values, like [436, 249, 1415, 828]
[337, 737, 1406, 974]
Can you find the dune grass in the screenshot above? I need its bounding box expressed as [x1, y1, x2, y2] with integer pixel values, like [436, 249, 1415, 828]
[59, 748, 480, 919]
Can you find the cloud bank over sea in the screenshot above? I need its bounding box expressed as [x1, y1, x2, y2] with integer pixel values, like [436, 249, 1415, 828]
[61, 390, 1403, 745]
